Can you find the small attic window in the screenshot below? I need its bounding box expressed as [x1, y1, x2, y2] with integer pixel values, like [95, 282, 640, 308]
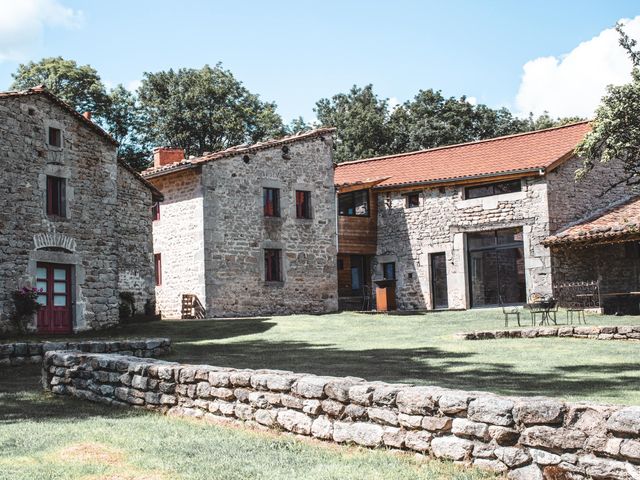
[48, 127, 62, 148]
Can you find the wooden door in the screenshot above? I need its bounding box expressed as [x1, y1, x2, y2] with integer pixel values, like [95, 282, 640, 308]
[36, 263, 72, 334]
[431, 253, 449, 309]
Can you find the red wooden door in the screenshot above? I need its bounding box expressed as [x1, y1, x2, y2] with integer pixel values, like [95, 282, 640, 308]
[36, 263, 72, 334]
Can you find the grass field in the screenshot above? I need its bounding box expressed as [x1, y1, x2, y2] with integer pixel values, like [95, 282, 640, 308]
[1, 309, 639, 479]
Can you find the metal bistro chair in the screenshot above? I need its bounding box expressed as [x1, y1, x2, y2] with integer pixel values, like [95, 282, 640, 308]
[526, 292, 547, 326]
[499, 295, 521, 327]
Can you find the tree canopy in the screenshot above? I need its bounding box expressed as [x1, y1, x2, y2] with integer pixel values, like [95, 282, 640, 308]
[11, 57, 110, 117]
[315, 84, 582, 163]
[575, 22, 640, 188]
[137, 64, 285, 158]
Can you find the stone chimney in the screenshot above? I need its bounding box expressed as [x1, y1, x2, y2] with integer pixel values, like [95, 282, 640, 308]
[153, 147, 185, 168]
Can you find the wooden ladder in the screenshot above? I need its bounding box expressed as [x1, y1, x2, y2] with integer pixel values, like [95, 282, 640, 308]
[181, 294, 206, 319]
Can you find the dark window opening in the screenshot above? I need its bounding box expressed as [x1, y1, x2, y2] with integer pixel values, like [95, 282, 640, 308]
[337, 259, 344, 270]
[48, 127, 62, 147]
[296, 190, 312, 219]
[152, 202, 160, 221]
[465, 179, 521, 200]
[154, 254, 162, 286]
[406, 192, 420, 208]
[625, 241, 640, 259]
[264, 249, 282, 282]
[46, 176, 66, 217]
[263, 188, 280, 217]
[338, 190, 369, 216]
[382, 262, 396, 281]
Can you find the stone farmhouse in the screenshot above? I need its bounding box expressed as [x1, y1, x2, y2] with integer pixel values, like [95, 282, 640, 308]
[334, 122, 638, 311]
[0, 87, 162, 334]
[141, 128, 338, 318]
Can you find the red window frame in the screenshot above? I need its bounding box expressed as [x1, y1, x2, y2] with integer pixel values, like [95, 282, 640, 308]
[46, 176, 66, 217]
[154, 253, 162, 286]
[263, 188, 280, 217]
[295, 190, 311, 219]
[264, 249, 282, 282]
[152, 202, 161, 221]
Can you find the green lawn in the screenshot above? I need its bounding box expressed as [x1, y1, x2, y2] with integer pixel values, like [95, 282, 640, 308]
[1, 309, 639, 479]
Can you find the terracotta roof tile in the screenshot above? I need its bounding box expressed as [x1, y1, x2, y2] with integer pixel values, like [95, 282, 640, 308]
[334, 121, 591, 188]
[141, 127, 336, 178]
[543, 196, 640, 246]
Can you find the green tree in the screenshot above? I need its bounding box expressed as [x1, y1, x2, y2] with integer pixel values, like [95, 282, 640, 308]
[315, 85, 394, 162]
[103, 85, 150, 171]
[575, 22, 640, 188]
[137, 64, 285, 158]
[286, 116, 312, 135]
[10, 57, 110, 117]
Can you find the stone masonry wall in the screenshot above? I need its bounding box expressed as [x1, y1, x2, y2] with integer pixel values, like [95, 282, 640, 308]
[459, 325, 640, 341]
[0, 338, 170, 367]
[0, 95, 120, 332]
[149, 169, 206, 319]
[116, 164, 157, 314]
[200, 135, 338, 317]
[376, 176, 551, 310]
[45, 351, 640, 480]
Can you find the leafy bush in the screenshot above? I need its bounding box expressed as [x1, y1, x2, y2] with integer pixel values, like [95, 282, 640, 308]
[11, 287, 43, 334]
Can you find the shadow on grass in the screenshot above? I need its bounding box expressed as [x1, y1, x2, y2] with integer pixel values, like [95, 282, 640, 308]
[0, 365, 146, 425]
[170, 339, 640, 402]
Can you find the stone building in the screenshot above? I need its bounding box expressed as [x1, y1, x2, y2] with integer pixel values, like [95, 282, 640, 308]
[142, 128, 338, 318]
[0, 87, 162, 334]
[334, 122, 636, 311]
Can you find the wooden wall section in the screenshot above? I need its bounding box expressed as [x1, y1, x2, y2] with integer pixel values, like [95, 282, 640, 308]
[337, 189, 378, 255]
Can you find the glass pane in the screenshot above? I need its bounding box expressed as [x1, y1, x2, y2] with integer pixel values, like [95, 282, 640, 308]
[497, 248, 526, 304]
[37, 295, 47, 306]
[53, 295, 66, 307]
[497, 227, 523, 245]
[467, 231, 496, 250]
[466, 184, 494, 199]
[53, 282, 66, 294]
[36, 280, 47, 292]
[470, 250, 499, 306]
[36, 267, 47, 279]
[494, 180, 521, 195]
[354, 190, 369, 216]
[338, 193, 354, 216]
[431, 254, 449, 309]
[53, 268, 66, 281]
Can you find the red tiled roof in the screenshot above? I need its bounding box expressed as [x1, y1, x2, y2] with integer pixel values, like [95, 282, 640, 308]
[543, 197, 640, 247]
[141, 127, 336, 178]
[0, 86, 118, 146]
[334, 121, 591, 189]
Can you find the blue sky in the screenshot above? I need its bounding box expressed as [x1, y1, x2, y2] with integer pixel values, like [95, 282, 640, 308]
[0, 0, 639, 122]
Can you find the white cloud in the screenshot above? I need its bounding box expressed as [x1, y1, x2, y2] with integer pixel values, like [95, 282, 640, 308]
[466, 96, 478, 106]
[0, 0, 83, 62]
[515, 16, 640, 118]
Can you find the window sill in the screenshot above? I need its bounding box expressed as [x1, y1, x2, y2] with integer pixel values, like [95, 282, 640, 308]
[295, 217, 313, 223]
[264, 281, 285, 287]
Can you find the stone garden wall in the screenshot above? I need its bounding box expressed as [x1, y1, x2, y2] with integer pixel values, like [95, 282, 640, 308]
[44, 351, 640, 479]
[458, 325, 640, 341]
[0, 338, 170, 367]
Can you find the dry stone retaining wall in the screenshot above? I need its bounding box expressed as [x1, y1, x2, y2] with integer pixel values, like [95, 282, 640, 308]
[44, 351, 640, 479]
[458, 326, 640, 341]
[1, 338, 170, 367]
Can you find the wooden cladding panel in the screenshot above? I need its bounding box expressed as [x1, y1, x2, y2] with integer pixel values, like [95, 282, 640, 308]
[337, 190, 377, 255]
